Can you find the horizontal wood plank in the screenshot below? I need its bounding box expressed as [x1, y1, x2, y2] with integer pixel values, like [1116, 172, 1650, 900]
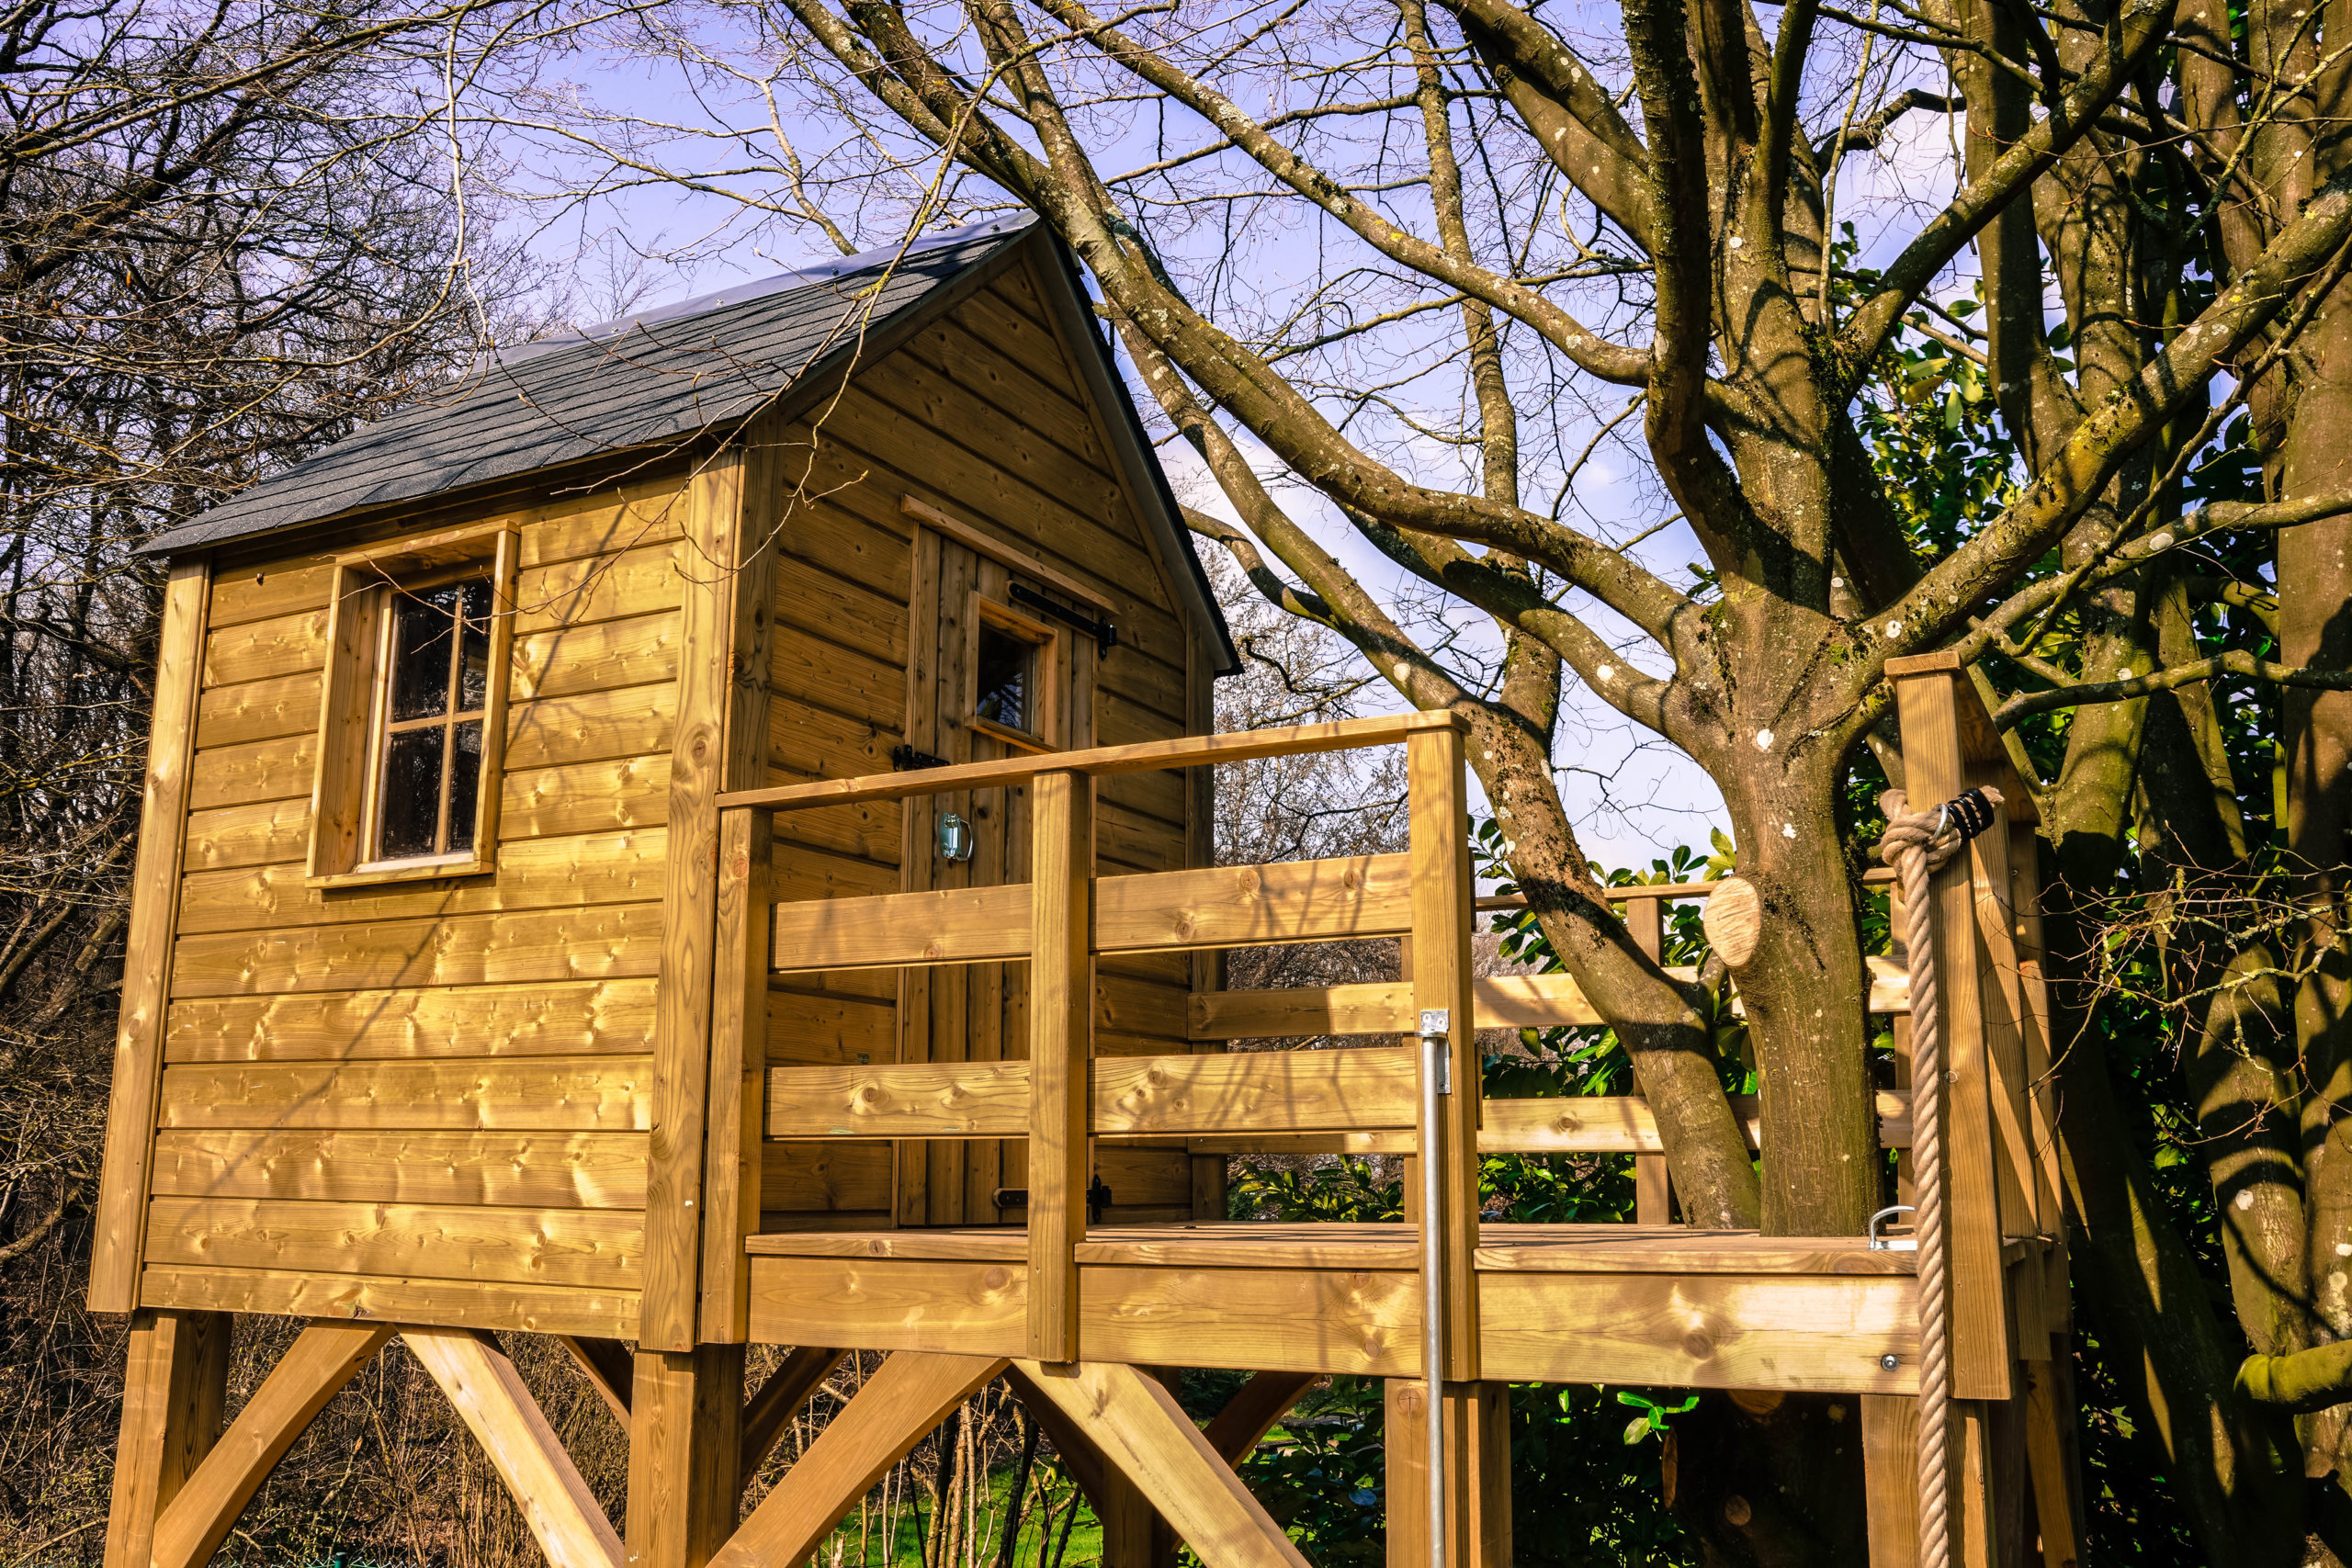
[140, 1263, 639, 1338]
[513, 611, 681, 701]
[143, 1197, 643, 1289]
[772, 883, 1030, 970]
[1092, 1048, 1418, 1135]
[151, 1129, 649, 1207]
[767, 1062, 1030, 1139]
[764, 1049, 1420, 1139]
[164, 977, 656, 1064]
[170, 902, 663, 998]
[1191, 964, 1911, 1041]
[156, 1055, 652, 1131]
[176, 829, 667, 936]
[1478, 1269, 1917, 1393]
[1079, 1265, 1417, 1377]
[744, 1256, 1026, 1353]
[721, 713, 1462, 811]
[1094, 857, 1411, 953]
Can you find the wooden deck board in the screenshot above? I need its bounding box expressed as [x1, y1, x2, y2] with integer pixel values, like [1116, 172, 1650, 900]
[735, 1222, 1922, 1393]
[744, 1222, 1915, 1275]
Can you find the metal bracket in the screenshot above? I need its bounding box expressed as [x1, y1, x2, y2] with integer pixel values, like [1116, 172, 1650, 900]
[1419, 1010, 1451, 1094]
[891, 743, 949, 771]
[1009, 581, 1117, 657]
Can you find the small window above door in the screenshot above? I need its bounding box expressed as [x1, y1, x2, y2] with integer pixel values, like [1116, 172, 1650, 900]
[966, 595, 1058, 752]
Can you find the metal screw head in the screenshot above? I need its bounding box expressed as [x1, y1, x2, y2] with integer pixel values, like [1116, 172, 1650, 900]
[1880, 1354, 1901, 1371]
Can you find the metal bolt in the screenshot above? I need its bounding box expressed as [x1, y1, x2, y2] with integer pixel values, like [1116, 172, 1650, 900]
[1880, 1353, 1901, 1371]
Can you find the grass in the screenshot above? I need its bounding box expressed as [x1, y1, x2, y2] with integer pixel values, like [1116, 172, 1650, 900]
[811, 1463, 1107, 1568]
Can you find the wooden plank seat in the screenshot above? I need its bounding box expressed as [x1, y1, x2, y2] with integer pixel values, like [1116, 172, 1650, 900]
[737, 1222, 1925, 1394]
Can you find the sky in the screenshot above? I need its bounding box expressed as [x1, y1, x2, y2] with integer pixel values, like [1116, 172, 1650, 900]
[473, 1, 1967, 869]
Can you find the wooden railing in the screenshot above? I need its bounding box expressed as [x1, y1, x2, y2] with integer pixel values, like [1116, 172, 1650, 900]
[704, 711, 1485, 1368]
[699, 709, 1928, 1370]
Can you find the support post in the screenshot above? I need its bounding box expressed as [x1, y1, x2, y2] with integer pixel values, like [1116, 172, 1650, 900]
[702, 806, 773, 1340]
[1624, 897, 1672, 1224]
[1887, 654, 2013, 1400]
[104, 1308, 230, 1568]
[90, 557, 209, 1311]
[626, 1346, 745, 1568]
[1384, 1380, 1510, 1568]
[150, 1321, 394, 1568]
[1405, 722, 1478, 1381]
[1027, 768, 1092, 1362]
[1860, 1395, 1918, 1568]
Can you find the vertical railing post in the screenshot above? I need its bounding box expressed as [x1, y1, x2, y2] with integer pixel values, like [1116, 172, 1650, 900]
[1623, 897, 1673, 1224]
[1887, 652, 2014, 1401]
[1027, 768, 1093, 1363]
[701, 803, 772, 1341]
[1406, 721, 1480, 1381]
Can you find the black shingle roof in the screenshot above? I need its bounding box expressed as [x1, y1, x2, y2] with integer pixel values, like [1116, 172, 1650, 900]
[143, 219, 1035, 558]
[145, 216, 1236, 673]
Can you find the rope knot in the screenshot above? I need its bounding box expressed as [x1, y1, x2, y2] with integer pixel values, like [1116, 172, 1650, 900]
[1877, 786, 2005, 874]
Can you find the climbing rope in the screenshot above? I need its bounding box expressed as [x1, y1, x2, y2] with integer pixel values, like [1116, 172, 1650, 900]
[1876, 784, 2001, 1568]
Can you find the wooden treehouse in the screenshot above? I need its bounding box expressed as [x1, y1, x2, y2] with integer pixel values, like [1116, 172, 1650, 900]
[96, 217, 2079, 1568]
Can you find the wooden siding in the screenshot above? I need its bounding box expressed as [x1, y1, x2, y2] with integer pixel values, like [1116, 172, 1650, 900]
[761, 254, 1200, 1228]
[144, 474, 697, 1334]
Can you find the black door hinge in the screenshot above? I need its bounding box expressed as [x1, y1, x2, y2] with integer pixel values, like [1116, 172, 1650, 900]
[891, 743, 950, 771]
[1009, 582, 1116, 658]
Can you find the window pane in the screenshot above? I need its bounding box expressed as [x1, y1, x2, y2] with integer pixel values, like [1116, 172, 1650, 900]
[974, 626, 1031, 731]
[378, 726, 446, 859]
[390, 584, 459, 720]
[447, 721, 482, 852]
[458, 579, 492, 712]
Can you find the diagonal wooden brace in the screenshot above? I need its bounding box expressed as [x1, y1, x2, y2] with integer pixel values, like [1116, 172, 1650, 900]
[405, 1326, 624, 1568]
[710, 1352, 1007, 1568]
[1012, 1359, 1311, 1568]
[150, 1319, 394, 1568]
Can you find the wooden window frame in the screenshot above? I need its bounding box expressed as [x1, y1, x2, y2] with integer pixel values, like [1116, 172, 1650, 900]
[966, 592, 1063, 754]
[306, 522, 519, 888]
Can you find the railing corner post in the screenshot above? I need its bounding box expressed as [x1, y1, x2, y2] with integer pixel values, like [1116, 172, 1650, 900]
[1027, 769, 1093, 1363]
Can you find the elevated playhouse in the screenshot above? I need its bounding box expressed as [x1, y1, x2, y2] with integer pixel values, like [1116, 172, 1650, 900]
[95, 218, 2076, 1568]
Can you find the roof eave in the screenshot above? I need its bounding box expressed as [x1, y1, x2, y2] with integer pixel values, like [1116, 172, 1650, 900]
[1028, 233, 1239, 677]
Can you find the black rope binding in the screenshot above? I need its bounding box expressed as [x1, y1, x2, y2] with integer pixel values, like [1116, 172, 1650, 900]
[1940, 786, 1998, 843]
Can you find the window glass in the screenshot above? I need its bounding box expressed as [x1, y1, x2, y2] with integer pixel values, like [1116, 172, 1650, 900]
[458, 580, 492, 711]
[975, 624, 1032, 732]
[372, 572, 492, 863]
[447, 721, 483, 852]
[390, 584, 458, 720]
[379, 727, 445, 858]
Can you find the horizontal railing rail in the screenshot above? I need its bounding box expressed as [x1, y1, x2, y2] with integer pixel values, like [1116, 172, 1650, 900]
[760, 1059, 1916, 1152]
[719, 709, 1464, 812]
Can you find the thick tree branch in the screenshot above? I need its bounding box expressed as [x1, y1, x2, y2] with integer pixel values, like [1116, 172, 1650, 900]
[1436, 0, 1656, 249]
[1862, 175, 2352, 682]
[1838, 0, 2175, 369]
[1996, 651, 2352, 730]
[1033, 0, 1649, 382]
[2238, 1344, 2352, 1415]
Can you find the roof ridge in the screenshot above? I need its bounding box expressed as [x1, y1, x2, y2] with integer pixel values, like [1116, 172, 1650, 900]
[492, 215, 1037, 368]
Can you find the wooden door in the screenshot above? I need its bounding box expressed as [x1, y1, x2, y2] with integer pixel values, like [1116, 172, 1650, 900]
[898, 530, 1098, 1226]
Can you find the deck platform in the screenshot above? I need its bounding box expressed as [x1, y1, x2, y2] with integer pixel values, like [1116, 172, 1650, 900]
[743, 1222, 1924, 1394]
